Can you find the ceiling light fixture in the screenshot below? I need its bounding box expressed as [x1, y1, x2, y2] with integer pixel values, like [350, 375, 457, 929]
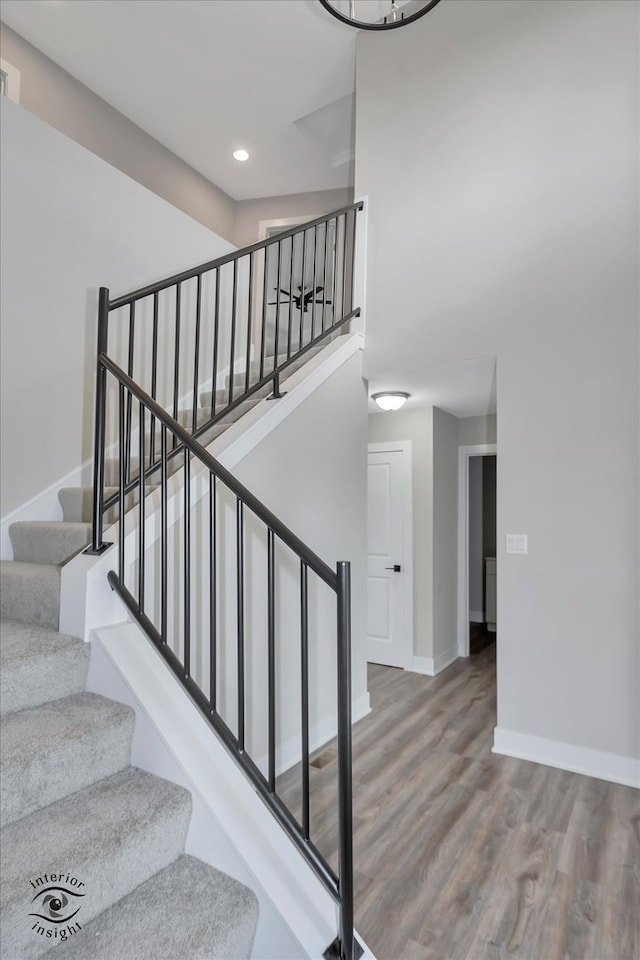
[318, 0, 442, 31]
[372, 392, 410, 411]
[232, 148, 250, 162]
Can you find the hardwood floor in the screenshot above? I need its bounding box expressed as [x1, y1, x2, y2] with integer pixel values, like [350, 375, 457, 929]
[277, 641, 639, 959]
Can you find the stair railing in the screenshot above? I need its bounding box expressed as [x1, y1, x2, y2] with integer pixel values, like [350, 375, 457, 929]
[85, 204, 365, 960]
[87, 202, 362, 556]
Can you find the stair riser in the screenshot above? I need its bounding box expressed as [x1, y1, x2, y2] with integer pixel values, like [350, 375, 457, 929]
[10, 524, 92, 566]
[59, 487, 157, 524]
[0, 563, 60, 629]
[1, 696, 135, 828]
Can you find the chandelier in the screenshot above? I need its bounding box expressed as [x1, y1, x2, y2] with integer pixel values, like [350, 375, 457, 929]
[318, 0, 442, 31]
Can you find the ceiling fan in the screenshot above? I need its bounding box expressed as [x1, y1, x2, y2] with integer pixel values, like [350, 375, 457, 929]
[269, 284, 331, 313]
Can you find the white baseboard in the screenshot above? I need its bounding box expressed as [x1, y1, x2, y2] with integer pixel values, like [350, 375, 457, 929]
[407, 647, 459, 678]
[434, 645, 459, 675]
[493, 726, 640, 788]
[469, 609, 484, 623]
[408, 656, 434, 676]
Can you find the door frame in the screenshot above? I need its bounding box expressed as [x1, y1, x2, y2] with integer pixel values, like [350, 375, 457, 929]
[457, 443, 497, 657]
[367, 441, 414, 669]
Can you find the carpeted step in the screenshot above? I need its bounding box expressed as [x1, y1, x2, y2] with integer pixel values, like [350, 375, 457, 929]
[0, 561, 60, 628]
[9, 521, 92, 566]
[1, 692, 135, 828]
[1, 767, 192, 960]
[0, 619, 89, 716]
[41, 854, 258, 960]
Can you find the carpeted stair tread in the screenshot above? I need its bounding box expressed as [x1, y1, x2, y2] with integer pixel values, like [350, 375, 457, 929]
[0, 619, 89, 716]
[9, 521, 92, 566]
[1, 692, 135, 828]
[0, 561, 60, 628]
[1, 767, 192, 960]
[41, 854, 258, 960]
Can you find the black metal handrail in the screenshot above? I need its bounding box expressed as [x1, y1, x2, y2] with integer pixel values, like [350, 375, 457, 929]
[98, 355, 360, 960]
[85, 204, 364, 960]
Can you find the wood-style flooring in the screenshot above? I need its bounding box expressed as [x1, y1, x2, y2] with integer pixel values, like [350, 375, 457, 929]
[277, 637, 639, 960]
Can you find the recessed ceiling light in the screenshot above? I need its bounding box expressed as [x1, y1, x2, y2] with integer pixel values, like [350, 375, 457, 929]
[233, 149, 250, 162]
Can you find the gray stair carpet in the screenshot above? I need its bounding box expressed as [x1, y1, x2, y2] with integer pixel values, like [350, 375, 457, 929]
[0, 643, 258, 959]
[0, 620, 89, 716]
[41, 855, 259, 960]
[0, 347, 330, 957]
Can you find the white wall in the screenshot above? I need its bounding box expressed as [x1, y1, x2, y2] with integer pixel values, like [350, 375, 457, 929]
[432, 407, 459, 666]
[0, 24, 237, 242]
[0, 100, 234, 518]
[356, 0, 639, 774]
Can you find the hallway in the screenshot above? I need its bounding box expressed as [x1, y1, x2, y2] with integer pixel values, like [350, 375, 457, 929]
[278, 643, 638, 959]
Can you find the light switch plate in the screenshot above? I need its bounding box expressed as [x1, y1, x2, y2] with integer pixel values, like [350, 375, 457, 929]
[506, 534, 528, 555]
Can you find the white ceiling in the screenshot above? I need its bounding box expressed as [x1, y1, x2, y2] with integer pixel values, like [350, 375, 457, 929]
[1, 0, 497, 418]
[0, 0, 358, 201]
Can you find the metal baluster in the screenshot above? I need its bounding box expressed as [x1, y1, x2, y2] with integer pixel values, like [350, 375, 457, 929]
[211, 268, 220, 418]
[332, 218, 339, 330]
[349, 210, 358, 316]
[299, 229, 307, 350]
[209, 472, 217, 712]
[287, 236, 294, 359]
[149, 292, 159, 466]
[125, 302, 135, 484]
[336, 560, 355, 960]
[229, 259, 238, 406]
[160, 425, 168, 643]
[341, 214, 348, 321]
[300, 561, 310, 840]
[192, 274, 202, 433]
[310, 225, 318, 342]
[138, 400, 145, 611]
[267, 528, 276, 792]
[118, 382, 126, 582]
[259, 248, 268, 381]
[274, 241, 282, 373]
[322, 223, 329, 333]
[184, 447, 191, 679]
[87, 287, 109, 554]
[245, 253, 254, 393]
[173, 283, 181, 448]
[236, 498, 245, 750]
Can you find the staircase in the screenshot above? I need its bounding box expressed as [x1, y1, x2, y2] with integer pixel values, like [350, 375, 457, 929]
[0, 344, 336, 959]
[0, 546, 258, 959]
[2, 201, 365, 960]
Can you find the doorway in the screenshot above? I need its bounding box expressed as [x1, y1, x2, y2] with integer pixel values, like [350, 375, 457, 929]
[457, 444, 497, 657]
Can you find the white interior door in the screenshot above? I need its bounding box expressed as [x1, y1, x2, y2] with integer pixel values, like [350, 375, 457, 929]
[367, 443, 412, 667]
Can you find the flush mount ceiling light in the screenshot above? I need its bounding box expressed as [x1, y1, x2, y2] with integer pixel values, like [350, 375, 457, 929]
[372, 392, 410, 411]
[318, 0, 442, 31]
[232, 148, 250, 162]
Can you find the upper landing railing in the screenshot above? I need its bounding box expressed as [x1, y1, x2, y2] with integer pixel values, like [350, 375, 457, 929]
[86, 203, 364, 960]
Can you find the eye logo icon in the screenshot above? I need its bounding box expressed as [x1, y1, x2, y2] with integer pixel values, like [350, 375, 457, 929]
[30, 886, 84, 924]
